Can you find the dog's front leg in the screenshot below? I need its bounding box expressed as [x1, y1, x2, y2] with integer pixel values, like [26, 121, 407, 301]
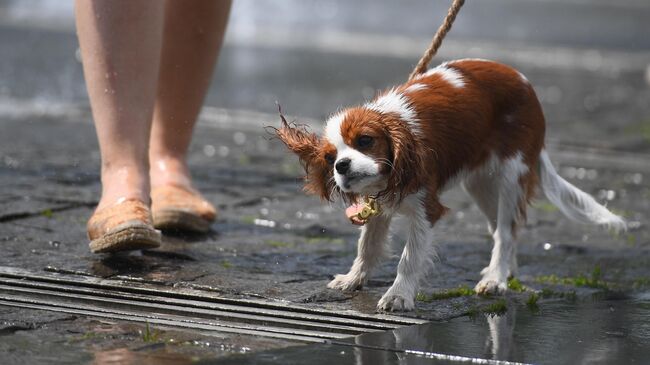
[378, 195, 442, 312]
[328, 213, 392, 291]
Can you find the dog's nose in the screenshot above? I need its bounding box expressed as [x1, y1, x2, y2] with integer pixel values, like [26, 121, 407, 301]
[335, 158, 351, 174]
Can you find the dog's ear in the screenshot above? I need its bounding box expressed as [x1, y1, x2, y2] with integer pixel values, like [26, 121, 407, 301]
[274, 114, 334, 201]
[381, 116, 426, 201]
[274, 114, 321, 164]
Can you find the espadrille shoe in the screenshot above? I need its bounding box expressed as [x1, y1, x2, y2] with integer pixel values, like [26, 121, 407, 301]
[151, 185, 217, 233]
[87, 198, 161, 253]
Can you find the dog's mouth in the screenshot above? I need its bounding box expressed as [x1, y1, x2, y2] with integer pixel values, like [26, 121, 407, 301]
[338, 173, 376, 191]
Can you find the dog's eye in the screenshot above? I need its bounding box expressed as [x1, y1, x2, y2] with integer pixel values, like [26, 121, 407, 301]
[324, 153, 336, 165]
[356, 135, 374, 149]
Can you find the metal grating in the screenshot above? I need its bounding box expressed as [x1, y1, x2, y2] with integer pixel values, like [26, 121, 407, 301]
[0, 266, 424, 343]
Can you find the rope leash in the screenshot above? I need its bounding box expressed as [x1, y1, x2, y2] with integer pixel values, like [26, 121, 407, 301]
[408, 0, 465, 81]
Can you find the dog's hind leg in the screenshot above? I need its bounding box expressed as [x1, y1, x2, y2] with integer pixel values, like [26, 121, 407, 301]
[475, 153, 529, 295]
[328, 212, 393, 291]
[463, 166, 499, 235]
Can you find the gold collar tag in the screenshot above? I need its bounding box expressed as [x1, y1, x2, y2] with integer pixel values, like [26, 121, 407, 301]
[357, 196, 381, 221]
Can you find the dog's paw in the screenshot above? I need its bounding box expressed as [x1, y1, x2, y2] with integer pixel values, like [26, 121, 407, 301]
[327, 273, 364, 291]
[474, 278, 508, 296]
[377, 291, 415, 312]
[477, 265, 510, 295]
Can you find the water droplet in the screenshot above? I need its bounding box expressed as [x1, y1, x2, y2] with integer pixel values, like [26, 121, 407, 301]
[254, 219, 276, 228]
[628, 221, 641, 229]
[632, 173, 642, 185]
[233, 132, 246, 145]
[218, 146, 230, 157]
[203, 144, 216, 157]
[586, 169, 597, 180]
[543, 243, 552, 250]
[4, 156, 19, 168]
[304, 212, 319, 220]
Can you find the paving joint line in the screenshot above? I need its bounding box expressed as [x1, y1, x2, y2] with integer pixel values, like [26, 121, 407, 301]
[0, 202, 94, 223]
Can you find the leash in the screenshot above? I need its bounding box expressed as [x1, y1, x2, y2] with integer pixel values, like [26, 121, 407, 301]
[349, 0, 465, 225]
[409, 0, 466, 81]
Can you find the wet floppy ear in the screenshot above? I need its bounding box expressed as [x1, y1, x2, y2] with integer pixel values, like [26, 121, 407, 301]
[272, 113, 333, 201]
[274, 113, 321, 165]
[383, 119, 425, 200]
[303, 158, 333, 202]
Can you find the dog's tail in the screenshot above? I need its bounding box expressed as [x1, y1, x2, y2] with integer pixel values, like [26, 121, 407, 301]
[539, 150, 626, 231]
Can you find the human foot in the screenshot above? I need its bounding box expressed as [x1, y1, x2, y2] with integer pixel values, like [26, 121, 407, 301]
[87, 198, 161, 253]
[96, 166, 150, 212]
[149, 157, 193, 190]
[149, 157, 216, 232]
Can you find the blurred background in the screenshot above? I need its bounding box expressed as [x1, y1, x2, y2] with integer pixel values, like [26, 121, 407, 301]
[1, 0, 649, 151]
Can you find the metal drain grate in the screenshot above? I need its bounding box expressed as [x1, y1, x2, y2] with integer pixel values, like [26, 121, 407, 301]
[0, 266, 424, 343]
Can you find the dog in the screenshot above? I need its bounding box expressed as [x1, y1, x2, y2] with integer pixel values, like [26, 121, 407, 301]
[275, 58, 626, 311]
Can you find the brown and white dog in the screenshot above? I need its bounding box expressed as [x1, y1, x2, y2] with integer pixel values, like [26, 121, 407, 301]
[275, 59, 625, 311]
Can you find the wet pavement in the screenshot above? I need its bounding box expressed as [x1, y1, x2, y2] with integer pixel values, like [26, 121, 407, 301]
[1, 0, 650, 364]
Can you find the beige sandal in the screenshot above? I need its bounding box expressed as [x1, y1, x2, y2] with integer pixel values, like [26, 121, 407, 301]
[87, 198, 162, 253]
[151, 185, 217, 233]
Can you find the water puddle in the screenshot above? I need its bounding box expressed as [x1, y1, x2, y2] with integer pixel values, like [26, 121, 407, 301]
[220, 293, 650, 364]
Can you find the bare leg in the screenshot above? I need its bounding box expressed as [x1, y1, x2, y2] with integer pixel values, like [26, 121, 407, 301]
[149, 0, 232, 189]
[75, 0, 165, 210]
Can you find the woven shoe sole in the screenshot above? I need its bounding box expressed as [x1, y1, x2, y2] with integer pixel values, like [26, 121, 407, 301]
[89, 224, 161, 253]
[153, 210, 211, 233]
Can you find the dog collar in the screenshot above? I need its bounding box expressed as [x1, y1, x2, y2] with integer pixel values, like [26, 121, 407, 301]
[346, 196, 381, 225]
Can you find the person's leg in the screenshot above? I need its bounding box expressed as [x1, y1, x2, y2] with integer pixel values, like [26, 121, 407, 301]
[75, 0, 165, 211]
[149, 0, 232, 189]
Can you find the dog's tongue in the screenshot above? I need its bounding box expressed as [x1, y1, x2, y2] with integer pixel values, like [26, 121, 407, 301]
[345, 203, 367, 226]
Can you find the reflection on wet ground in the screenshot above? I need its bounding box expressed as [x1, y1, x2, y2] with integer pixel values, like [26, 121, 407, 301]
[223, 295, 650, 364]
[3, 296, 646, 364]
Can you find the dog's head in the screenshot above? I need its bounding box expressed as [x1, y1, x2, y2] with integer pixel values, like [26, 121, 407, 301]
[275, 106, 425, 203]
